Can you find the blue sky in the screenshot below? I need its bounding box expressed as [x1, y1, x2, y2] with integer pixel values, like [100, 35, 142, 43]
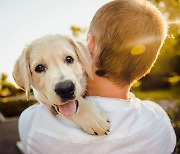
[0, 0, 109, 83]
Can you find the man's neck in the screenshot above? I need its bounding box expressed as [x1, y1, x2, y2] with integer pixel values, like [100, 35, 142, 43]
[87, 75, 130, 100]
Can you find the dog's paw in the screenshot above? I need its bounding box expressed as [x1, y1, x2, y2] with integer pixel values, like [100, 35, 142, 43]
[81, 109, 110, 136]
[69, 99, 110, 136]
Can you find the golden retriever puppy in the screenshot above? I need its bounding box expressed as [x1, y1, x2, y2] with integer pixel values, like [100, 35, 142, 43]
[13, 35, 110, 135]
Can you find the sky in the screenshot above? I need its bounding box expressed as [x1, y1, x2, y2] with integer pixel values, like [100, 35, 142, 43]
[0, 0, 109, 83]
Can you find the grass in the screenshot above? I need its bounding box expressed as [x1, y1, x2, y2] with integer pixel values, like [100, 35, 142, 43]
[131, 85, 180, 103]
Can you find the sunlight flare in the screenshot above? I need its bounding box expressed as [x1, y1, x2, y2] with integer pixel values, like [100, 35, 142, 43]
[168, 19, 180, 25]
[131, 45, 145, 55]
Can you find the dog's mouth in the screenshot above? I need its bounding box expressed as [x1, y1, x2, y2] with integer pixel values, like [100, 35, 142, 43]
[53, 100, 78, 116]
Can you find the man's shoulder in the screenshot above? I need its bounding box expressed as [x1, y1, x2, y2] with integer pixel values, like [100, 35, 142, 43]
[138, 99, 169, 120]
[86, 96, 167, 119]
[86, 96, 172, 133]
[133, 98, 173, 131]
[85, 96, 176, 152]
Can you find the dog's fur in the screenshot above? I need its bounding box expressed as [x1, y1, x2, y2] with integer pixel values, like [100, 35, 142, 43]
[13, 35, 109, 135]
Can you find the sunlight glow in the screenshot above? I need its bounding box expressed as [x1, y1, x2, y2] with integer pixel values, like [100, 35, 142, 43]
[131, 45, 145, 55]
[129, 35, 160, 48]
[168, 76, 180, 84]
[169, 34, 175, 39]
[168, 19, 180, 25]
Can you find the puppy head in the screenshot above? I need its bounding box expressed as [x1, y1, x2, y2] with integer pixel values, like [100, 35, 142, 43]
[13, 35, 92, 108]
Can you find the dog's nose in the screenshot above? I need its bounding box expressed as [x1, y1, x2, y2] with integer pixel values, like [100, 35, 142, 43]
[55, 80, 75, 101]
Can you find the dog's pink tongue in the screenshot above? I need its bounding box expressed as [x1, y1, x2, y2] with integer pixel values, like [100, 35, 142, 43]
[58, 100, 76, 116]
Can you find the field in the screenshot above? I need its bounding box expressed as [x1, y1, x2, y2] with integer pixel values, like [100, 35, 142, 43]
[132, 86, 180, 102]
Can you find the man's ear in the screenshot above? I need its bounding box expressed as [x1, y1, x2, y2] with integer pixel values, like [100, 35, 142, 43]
[12, 45, 32, 100]
[68, 38, 93, 80]
[87, 33, 96, 57]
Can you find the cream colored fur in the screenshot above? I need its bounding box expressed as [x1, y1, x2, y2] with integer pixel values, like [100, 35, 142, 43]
[13, 35, 109, 135]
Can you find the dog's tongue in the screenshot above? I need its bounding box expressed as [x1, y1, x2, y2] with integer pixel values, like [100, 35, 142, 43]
[58, 100, 77, 116]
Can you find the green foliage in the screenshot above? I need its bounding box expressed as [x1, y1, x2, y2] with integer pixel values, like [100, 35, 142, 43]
[132, 85, 180, 101]
[140, 74, 171, 90]
[151, 0, 179, 19]
[170, 53, 180, 75]
[139, 0, 180, 89]
[0, 97, 36, 117]
[0, 73, 23, 97]
[70, 25, 88, 39]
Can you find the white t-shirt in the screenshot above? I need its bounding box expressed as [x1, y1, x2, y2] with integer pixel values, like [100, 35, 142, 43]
[19, 96, 176, 154]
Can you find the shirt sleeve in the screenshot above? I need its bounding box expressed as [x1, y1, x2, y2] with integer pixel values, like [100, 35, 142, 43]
[18, 104, 40, 152]
[141, 101, 177, 154]
[150, 115, 176, 153]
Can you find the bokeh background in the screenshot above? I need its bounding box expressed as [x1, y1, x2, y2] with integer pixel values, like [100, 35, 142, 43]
[0, 0, 179, 153]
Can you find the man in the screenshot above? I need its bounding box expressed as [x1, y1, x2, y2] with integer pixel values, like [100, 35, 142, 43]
[19, 0, 176, 153]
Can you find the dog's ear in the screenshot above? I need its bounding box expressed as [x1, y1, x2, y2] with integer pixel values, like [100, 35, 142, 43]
[68, 38, 93, 79]
[12, 45, 32, 100]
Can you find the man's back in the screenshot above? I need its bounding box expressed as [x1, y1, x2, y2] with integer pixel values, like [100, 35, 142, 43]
[19, 96, 176, 154]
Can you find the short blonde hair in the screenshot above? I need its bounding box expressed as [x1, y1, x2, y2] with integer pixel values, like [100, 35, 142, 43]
[88, 0, 167, 85]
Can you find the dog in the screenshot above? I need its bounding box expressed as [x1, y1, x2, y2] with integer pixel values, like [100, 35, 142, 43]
[13, 34, 110, 135]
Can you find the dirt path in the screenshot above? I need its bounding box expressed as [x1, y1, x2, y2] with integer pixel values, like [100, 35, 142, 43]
[0, 118, 21, 154]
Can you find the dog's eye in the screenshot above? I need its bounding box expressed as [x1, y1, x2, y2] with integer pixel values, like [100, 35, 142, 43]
[35, 64, 46, 73]
[65, 56, 74, 64]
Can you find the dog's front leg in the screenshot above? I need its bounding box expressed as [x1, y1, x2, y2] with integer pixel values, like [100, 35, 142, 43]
[68, 97, 110, 136]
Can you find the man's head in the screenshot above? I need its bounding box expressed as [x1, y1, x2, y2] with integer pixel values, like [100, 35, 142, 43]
[88, 0, 167, 86]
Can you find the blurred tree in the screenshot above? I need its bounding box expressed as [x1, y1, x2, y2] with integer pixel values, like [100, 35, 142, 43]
[171, 55, 180, 75]
[71, 25, 82, 37]
[0, 73, 23, 97]
[70, 25, 88, 39]
[140, 0, 180, 89]
[151, 0, 179, 21]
